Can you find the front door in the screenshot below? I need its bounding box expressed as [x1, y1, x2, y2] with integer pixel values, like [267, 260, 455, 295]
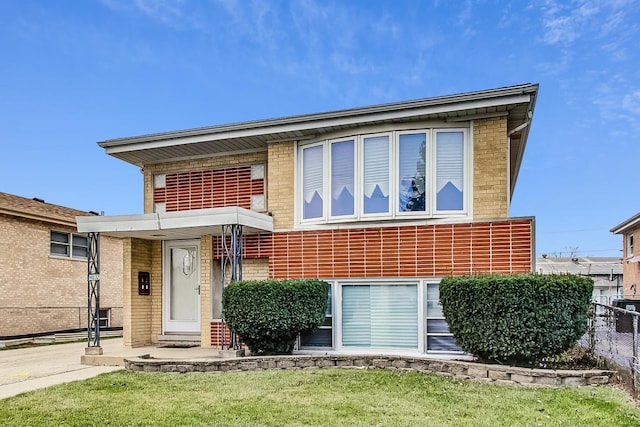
[163, 240, 201, 333]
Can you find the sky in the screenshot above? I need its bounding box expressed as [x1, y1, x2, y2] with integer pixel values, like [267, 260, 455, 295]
[1, 0, 639, 259]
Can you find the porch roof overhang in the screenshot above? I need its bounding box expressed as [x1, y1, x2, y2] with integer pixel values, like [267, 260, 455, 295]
[75, 206, 273, 240]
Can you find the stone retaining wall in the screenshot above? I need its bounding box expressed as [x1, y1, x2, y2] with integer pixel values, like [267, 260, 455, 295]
[125, 354, 614, 387]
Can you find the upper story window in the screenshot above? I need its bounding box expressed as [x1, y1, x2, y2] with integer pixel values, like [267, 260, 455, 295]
[627, 233, 635, 258]
[50, 231, 88, 259]
[298, 128, 468, 224]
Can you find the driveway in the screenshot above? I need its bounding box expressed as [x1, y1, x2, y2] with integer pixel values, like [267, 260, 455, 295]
[0, 339, 123, 400]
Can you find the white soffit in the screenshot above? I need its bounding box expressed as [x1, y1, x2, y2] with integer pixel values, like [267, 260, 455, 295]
[76, 207, 273, 240]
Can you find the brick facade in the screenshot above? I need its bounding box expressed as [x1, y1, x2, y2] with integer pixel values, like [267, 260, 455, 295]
[0, 212, 123, 338]
[112, 101, 536, 350]
[212, 219, 533, 278]
[473, 117, 509, 219]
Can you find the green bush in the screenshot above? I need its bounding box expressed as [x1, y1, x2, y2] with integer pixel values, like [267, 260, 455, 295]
[439, 274, 593, 366]
[222, 279, 329, 355]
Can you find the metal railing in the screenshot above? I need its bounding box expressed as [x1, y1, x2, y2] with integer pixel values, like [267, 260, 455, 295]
[580, 302, 640, 394]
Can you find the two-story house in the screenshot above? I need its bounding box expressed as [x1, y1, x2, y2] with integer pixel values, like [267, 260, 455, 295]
[0, 192, 123, 339]
[77, 83, 538, 356]
[611, 213, 640, 299]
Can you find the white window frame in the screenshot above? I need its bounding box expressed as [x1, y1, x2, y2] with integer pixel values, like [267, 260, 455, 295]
[360, 132, 393, 219]
[422, 279, 464, 354]
[296, 126, 470, 226]
[432, 129, 469, 215]
[50, 231, 88, 260]
[334, 279, 424, 353]
[396, 130, 430, 218]
[299, 141, 327, 223]
[298, 281, 335, 350]
[328, 138, 358, 222]
[627, 233, 635, 258]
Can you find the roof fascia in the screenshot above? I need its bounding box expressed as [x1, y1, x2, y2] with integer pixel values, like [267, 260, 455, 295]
[610, 212, 640, 234]
[0, 207, 80, 228]
[101, 88, 536, 155]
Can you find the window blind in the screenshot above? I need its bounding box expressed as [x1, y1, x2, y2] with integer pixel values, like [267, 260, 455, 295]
[436, 131, 464, 211]
[342, 284, 418, 349]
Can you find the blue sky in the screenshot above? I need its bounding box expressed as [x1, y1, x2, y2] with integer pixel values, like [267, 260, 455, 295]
[1, 0, 639, 258]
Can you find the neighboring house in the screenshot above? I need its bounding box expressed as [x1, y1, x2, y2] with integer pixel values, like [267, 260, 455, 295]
[611, 213, 640, 299]
[536, 256, 622, 304]
[77, 83, 538, 356]
[0, 192, 123, 339]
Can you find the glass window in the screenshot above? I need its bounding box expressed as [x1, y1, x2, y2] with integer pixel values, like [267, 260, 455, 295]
[50, 231, 88, 259]
[331, 140, 355, 217]
[342, 283, 418, 349]
[298, 128, 467, 223]
[398, 133, 427, 212]
[425, 283, 462, 352]
[302, 145, 324, 219]
[363, 135, 389, 215]
[435, 131, 464, 211]
[299, 283, 333, 348]
[627, 233, 635, 257]
[72, 235, 89, 259]
[50, 231, 70, 256]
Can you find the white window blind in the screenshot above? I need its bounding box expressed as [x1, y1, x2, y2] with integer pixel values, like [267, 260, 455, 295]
[302, 145, 324, 219]
[342, 284, 418, 349]
[363, 136, 389, 214]
[436, 131, 464, 211]
[331, 140, 355, 216]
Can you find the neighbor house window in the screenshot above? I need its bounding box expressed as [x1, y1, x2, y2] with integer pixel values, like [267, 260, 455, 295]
[627, 233, 635, 258]
[298, 128, 468, 223]
[99, 308, 111, 328]
[50, 231, 88, 259]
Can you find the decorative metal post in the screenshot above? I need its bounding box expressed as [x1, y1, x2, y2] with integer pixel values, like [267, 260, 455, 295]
[220, 224, 243, 349]
[86, 232, 102, 354]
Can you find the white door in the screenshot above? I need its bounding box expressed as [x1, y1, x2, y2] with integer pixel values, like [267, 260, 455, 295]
[163, 240, 201, 333]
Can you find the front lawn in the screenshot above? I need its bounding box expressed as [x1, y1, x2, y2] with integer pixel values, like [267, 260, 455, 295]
[1, 369, 639, 426]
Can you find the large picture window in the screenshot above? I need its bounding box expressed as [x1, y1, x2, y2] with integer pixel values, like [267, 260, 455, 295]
[342, 283, 418, 349]
[299, 128, 467, 223]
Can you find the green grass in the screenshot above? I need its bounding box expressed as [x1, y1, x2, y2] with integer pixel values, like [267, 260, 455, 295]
[1, 368, 639, 426]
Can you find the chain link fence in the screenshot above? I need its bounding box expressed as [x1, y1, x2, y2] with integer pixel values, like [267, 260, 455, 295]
[579, 302, 640, 395]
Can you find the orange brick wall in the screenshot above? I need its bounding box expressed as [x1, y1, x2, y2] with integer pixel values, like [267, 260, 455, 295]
[143, 152, 268, 214]
[213, 218, 533, 278]
[154, 166, 265, 212]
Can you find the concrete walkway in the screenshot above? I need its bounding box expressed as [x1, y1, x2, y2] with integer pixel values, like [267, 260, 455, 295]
[0, 338, 223, 400]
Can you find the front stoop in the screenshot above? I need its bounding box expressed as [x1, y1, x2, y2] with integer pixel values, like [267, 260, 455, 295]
[157, 334, 201, 348]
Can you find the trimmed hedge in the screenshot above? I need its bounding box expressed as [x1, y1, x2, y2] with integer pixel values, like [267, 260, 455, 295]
[222, 279, 329, 355]
[439, 274, 593, 365]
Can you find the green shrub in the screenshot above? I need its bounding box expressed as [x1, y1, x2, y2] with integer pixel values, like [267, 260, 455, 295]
[439, 274, 593, 366]
[222, 279, 329, 355]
